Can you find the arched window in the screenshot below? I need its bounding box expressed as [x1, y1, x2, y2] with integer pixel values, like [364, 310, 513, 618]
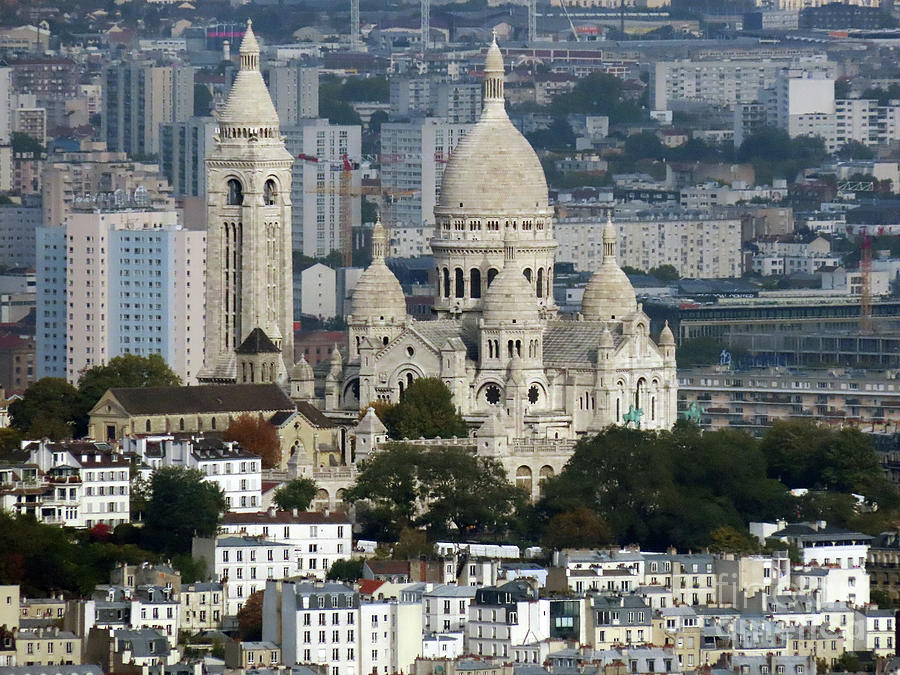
[487, 268, 499, 287]
[537, 268, 544, 298]
[455, 268, 464, 298]
[470, 268, 482, 299]
[226, 178, 243, 205]
[516, 466, 533, 494]
[523, 268, 532, 283]
[179, 418, 185, 431]
[264, 178, 277, 205]
[211, 417, 217, 430]
[442, 268, 450, 298]
[515, 339, 521, 357]
[145, 419, 151, 432]
[508, 340, 514, 358]
[635, 378, 646, 410]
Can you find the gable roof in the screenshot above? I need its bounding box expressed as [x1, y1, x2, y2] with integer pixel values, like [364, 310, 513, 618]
[236, 327, 280, 354]
[296, 400, 338, 428]
[103, 384, 294, 416]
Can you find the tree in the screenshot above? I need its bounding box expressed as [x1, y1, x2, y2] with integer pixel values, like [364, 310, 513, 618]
[224, 413, 281, 469]
[171, 554, 207, 584]
[649, 264, 680, 282]
[382, 378, 467, 440]
[237, 590, 264, 641]
[76, 354, 181, 436]
[344, 443, 525, 539]
[837, 140, 875, 161]
[327, 558, 364, 582]
[392, 527, 432, 559]
[541, 507, 611, 550]
[273, 478, 318, 511]
[143, 466, 227, 553]
[194, 84, 213, 117]
[0, 428, 22, 454]
[11, 131, 44, 155]
[368, 110, 389, 135]
[624, 131, 665, 161]
[9, 378, 80, 440]
[708, 525, 758, 555]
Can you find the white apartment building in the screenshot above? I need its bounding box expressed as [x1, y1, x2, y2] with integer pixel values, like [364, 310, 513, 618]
[380, 118, 471, 229]
[853, 608, 895, 656]
[219, 509, 353, 580]
[650, 55, 833, 111]
[750, 235, 838, 276]
[131, 585, 180, 644]
[751, 521, 872, 570]
[466, 581, 550, 659]
[35, 208, 206, 384]
[792, 565, 869, 606]
[262, 580, 422, 675]
[192, 536, 300, 617]
[267, 65, 319, 127]
[555, 211, 743, 278]
[388, 224, 435, 258]
[680, 181, 788, 209]
[19, 441, 130, 529]
[300, 263, 337, 319]
[121, 435, 262, 513]
[284, 119, 362, 257]
[423, 585, 477, 634]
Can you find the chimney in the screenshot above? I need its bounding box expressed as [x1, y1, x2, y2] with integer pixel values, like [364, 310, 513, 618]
[292, 508, 298, 517]
[268, 506, 277, 518]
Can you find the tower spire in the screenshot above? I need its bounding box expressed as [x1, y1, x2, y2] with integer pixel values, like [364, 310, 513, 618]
[602, 213, 617, 263]
[484, 33, 505, 112]
[239, 19, 260, 72]
[372, 218, 387, 262]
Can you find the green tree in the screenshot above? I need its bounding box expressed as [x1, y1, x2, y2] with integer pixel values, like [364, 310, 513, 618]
[708, 525, 759, 555]
[624, 131, 665, 160]
[649, 264, 680, 282]
[870, 589, 894, 609]
[273, 478, 318, 512]
[837, 140, 875, 160]
[345, 443, 524, 539]
[9, 378, 80, 439]
[0, 427, 23, 454]
[327, 558, 364, 582]
[541, 507, 611, 550]
[193, 84, 213, 117]
[368, 110, 388, 135]
[392, 527, 432, 559]
[382, 377, 467, 440]
[143, 466, 227, 554]
[171, 554, 207, 584]
[416, 447, 526, 537]
[11, 131, 44, 154]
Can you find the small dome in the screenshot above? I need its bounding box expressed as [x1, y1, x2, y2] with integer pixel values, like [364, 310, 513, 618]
[350, 220, 407, 323]
[485, 34, 504, 73]
[581, 216, 637, 321]
[290, 355, 314, 381]
[659, 321, 675, 346]
[599, 328, 615, 349]
[478, 410, 508, 438]
[483, 261, 538, 324]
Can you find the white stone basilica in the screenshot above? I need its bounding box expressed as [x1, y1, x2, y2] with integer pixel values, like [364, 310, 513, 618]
[331, 37, 678, 445]
[199, 27, 677, 495]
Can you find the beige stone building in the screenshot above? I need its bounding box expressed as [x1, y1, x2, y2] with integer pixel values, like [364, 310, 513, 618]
[200, 21, 298, 386]
[15, 628, 81, 666]
[330, 38, 678, 451]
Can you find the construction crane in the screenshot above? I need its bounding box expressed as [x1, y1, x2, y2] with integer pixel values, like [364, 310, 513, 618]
[300, 153, 417, 266]
[860, 229, 873, 334]
[350, 0, 360, 51]
[559, 0, 579, 42]
[528, 0, 537, 42]
[421, 0, 430, 53]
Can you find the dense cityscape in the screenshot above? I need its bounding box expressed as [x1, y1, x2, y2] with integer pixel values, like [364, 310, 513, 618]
[4, 0, 900, 674]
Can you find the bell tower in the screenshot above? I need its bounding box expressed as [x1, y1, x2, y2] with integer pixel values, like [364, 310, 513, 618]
[200, 20, 295, 383]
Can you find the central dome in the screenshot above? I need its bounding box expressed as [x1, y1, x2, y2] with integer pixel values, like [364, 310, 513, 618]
[436, 39, 549, 217]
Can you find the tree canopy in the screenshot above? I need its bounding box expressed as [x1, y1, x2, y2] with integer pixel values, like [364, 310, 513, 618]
[142, 466, 227, 554]
[379, 377, 468, 440]
[344, 442, 525, 541]
[273, 478, 318, 511]
[224, 413, 281, 469]
[9, 378, 81, 440]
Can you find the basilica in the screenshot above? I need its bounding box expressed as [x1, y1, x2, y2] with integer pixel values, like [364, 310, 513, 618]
[200, 24, 677, 470]
[332, 37, 677, 439]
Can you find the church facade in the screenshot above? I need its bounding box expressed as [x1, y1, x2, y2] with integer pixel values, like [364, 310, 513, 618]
[327, 38, 678, 443]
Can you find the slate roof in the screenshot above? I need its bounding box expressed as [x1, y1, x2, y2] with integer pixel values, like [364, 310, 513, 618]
[107, 384, 294, 415]
[236, 328, 280, 355]
[411, 320, 479, 361]
[543, 320, 623, 366]
[221, 510, 350, 526]
[296, 401, 337, 428]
